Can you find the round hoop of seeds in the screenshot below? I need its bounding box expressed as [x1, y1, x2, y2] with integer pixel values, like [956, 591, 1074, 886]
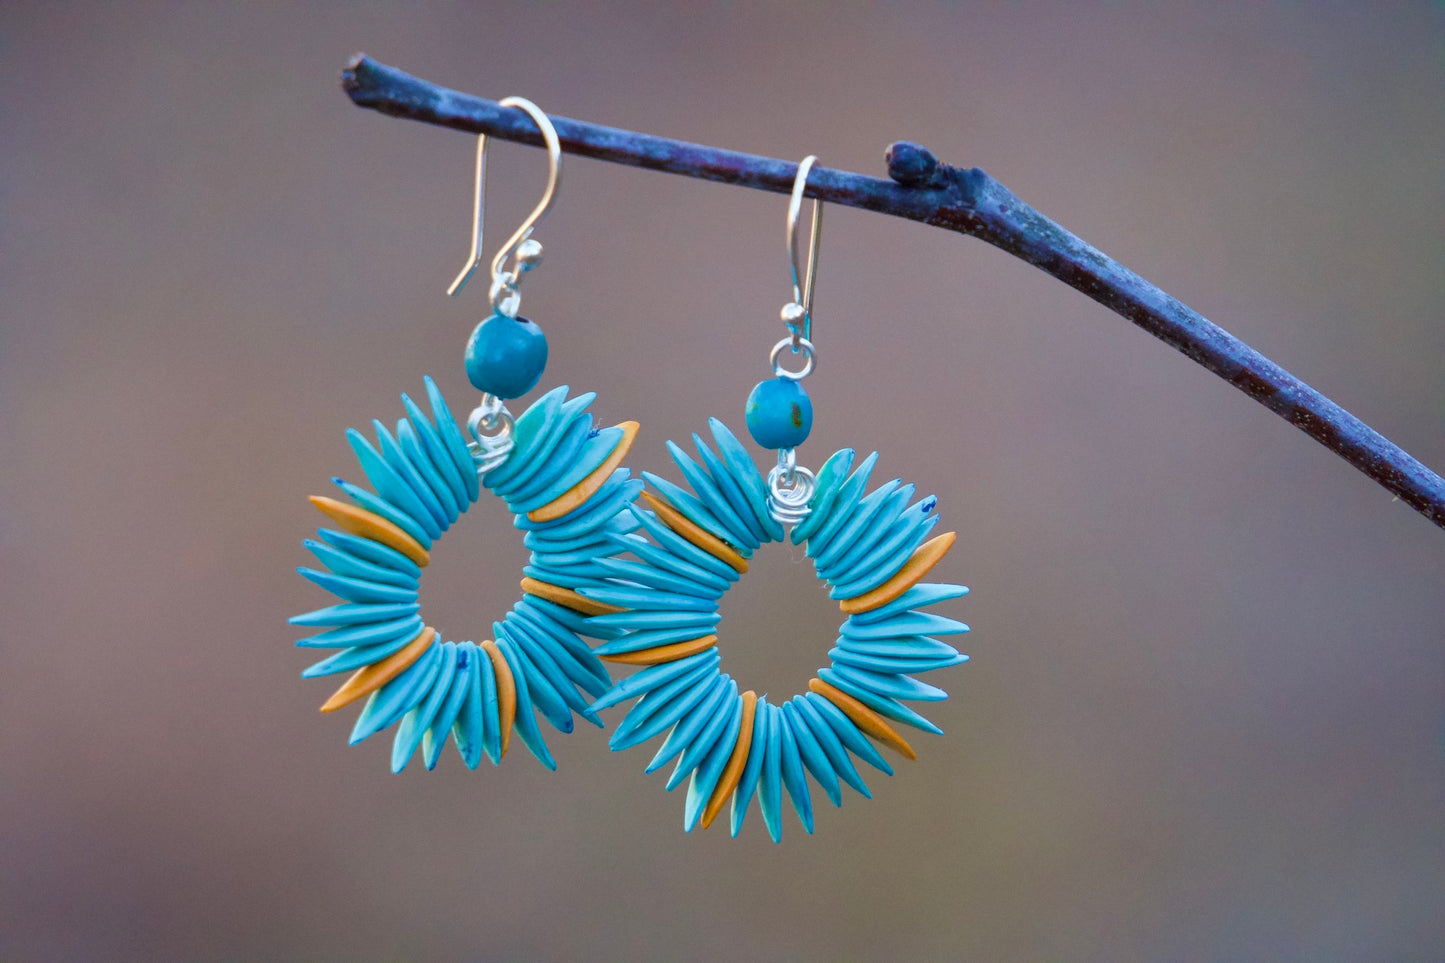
[291, 378, 641, 771]
[584, 418, 969, 841]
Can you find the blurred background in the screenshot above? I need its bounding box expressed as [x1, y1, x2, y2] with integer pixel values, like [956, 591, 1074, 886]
[3, 4, 1442, 960]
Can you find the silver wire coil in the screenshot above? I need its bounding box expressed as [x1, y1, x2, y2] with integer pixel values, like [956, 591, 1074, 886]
[766, 447, 816, 525]
[467, 394, 515, 475]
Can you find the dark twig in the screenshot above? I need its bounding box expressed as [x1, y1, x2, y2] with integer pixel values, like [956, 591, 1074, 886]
[342, 54, 1445, 530]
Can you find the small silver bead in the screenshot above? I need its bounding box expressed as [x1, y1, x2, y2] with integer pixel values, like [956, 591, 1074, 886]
[780, 302, 806, 327]
[516, 239, 544, 272]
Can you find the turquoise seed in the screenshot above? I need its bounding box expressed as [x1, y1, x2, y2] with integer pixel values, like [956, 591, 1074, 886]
[745, 377, 812, 449]
[464, 312, 548, 398]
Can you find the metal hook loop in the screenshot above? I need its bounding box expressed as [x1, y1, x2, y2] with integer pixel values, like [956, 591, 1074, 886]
[770, 336, 816, 381]
[785, 155, 823, 343]
[447, 96, 563, 306]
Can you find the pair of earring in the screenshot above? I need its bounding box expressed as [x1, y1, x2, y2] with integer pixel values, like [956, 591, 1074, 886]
[291, 103, 970, 841]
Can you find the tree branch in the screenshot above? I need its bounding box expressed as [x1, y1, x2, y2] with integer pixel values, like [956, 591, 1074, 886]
[342, 53, 1445, 531]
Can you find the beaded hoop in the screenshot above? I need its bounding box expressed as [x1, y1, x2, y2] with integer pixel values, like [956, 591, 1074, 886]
[584, 418, 968, 840]
[291, 376, 641, 771]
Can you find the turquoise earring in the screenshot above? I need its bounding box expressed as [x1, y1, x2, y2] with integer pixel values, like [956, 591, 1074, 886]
[583, 158, 970, 840]
[290, 99, 641, 772]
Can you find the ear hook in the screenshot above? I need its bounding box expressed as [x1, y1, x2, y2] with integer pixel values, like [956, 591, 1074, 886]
[446, 96, 563, 318]
[447, 133, 489, 297]
[783, 155, 823, 344]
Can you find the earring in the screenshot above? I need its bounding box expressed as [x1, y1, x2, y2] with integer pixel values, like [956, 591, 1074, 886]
[584, 157, 969, 840]
[291, 99, 641, 772]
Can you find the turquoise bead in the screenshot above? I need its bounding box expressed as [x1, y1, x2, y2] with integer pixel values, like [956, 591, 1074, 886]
[745, 377, 812, 449]
[464, 312, 548, 398]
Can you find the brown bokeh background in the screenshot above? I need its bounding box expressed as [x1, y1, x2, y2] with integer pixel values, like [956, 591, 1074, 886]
[3, 4, 1442, 960]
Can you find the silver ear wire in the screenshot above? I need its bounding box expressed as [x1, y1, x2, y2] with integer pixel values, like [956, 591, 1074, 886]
[784, 155, 823, 345]
[448, 133, 489, 297]
[448, 98, 562, 472]
[761, 156, 824, 524]
[446, 96, 563, 317]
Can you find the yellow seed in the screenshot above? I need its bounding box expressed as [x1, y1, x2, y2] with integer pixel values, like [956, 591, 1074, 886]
[520, 577, 624, 616]
[528, 421, 640, 522]
[320, 627, 436, 713]
[598, 635, 717, 665]
[639, 491, 748, 573]
[808, 678, 916, 760]
[701, 691, 758, 830]
[480, 640, 515, 759]
[838, 532, 955, 615]
[309, 495, 430, 567]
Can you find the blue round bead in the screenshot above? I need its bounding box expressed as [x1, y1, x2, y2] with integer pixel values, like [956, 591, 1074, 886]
[464, 313, 548, 399]
[745, 377, 813, 449]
